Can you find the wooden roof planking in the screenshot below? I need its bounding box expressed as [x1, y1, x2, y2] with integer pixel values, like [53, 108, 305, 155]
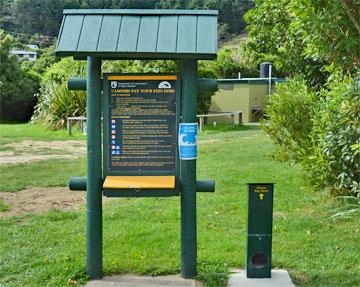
[55, 9, 218, 60]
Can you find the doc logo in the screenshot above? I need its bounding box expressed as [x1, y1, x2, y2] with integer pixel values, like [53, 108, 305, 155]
[111, 81, 117, 88]
[158, 81, 171, 89]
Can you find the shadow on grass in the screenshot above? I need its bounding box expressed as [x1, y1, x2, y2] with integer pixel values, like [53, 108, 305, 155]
[200, 123, 261, 135]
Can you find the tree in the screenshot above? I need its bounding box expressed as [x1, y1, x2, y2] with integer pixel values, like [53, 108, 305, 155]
[0, 30, 39, 122]
[198, 48, 241, 79]
[14, 0, 65, 36]
[244, 0, 360, 86]
[0, 0, 16, 32]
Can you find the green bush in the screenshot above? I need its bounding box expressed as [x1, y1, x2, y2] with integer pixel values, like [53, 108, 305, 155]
[0, 30, 39, 122]
[310, 74, 360, 195]
[262, 78, 318, 162]
[263, 74, 360, 196]
[199, 48, 240, 79]
[31, 45, 58, 74]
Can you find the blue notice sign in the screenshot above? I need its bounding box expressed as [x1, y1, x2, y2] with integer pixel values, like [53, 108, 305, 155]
[178, 123, 198, 160]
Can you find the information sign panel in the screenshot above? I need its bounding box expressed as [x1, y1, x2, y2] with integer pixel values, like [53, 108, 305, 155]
[104, 74, 178, 175]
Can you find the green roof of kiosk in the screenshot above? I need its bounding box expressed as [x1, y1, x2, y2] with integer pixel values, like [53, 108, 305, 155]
[55, 9, 218, 60]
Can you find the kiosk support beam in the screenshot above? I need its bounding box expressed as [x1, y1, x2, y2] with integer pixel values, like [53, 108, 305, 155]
[180, 59, 198, 278]
[86, 57, 103, 279]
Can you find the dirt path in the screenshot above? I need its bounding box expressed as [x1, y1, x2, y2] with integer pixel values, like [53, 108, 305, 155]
[0, 140, 86, 165]
[0, 187, 86, 218]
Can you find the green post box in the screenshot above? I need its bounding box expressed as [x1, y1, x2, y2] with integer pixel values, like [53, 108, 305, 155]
[246, 183, 274, 278]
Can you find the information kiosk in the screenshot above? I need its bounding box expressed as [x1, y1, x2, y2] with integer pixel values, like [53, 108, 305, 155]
[55, 9, 218, 279]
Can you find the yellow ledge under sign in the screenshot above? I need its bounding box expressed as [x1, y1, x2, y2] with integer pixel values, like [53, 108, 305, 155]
[103, 176, 175, 189]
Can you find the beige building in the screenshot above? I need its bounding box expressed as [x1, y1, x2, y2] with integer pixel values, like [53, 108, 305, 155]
[208, 78, 285, 124]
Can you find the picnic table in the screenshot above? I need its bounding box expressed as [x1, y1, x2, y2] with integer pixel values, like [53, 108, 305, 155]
[197, 111, 242, 132]
[67, 116, 87, 135]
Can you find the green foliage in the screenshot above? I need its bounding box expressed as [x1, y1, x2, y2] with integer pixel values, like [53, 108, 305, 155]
[13, 0, 64, 36]
[263, 75, 360, 196]
[102, 59, 179, 74]
[198, 48, 241, 114]
[0, 0, 16, 32]
[32, 57, 86, 128]
[262, 78, 317, 162]
[235, 40, 260, 78]
[41, 57, 87, 85]
[245, 0, 360, 85]
[310, 73, 360, 195]
[197, 90, 215, 116]
[40, 84, 86, 129]
[31, 45, 58, 74]
[0, 30, 39, 122]
[199, 48, 240, 79]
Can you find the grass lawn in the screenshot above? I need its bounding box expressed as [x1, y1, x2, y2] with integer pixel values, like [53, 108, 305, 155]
[0, 123, 85, 146]
[0, 124, 359, 286]
[0, 158, 86, 192]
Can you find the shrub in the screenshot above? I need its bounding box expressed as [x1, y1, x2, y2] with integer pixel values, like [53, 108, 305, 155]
[262, 77, 318, 162]
[199, 48, 240, 79]
[310, 74, 360, 195]
[0, 30, 39, 122]
[263, 74, 360, 196]
[31, 45, 58, 75]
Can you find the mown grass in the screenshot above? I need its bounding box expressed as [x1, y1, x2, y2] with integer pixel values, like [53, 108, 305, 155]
[0, 158, 86, 192]
[0, 124, 359, 286]
[0, 122, 85, 146]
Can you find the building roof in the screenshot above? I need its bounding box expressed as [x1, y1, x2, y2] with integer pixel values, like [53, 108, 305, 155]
[55, 9, 218, 60]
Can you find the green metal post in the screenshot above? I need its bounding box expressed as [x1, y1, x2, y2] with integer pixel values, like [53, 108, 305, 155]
[180, 59, 198, 278]
[86, 57, 102, 279]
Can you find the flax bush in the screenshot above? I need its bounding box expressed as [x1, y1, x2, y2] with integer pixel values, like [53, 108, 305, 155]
[32, 57, 86, 128]
[34, 83, 86, 129]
